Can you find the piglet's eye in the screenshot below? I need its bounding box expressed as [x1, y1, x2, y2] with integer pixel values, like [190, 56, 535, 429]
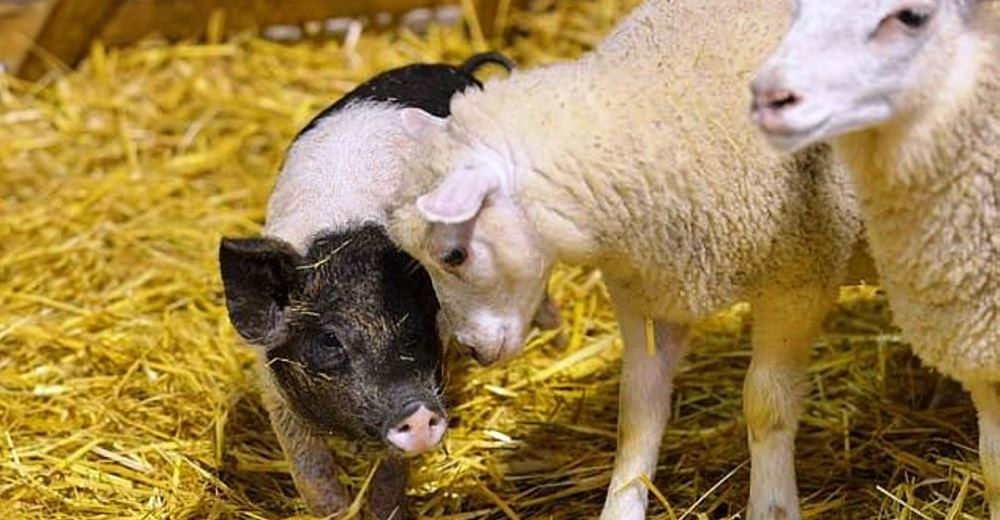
[895, 8, 931, 28]
[308, 333, 346, 372]
[440, 247, 468, 267]
[321, 333, 341, 349]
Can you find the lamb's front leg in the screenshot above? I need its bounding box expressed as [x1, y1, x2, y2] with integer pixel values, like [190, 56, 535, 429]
[965, 381, 1000, 520]
[744, 286, 832, 520]
[601, 286, 688, 520]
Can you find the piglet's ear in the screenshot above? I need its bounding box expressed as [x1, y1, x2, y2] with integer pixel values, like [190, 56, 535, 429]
[218, 237, 300, 345]
[400, 108, 447, 141]
[416, 169, 498, 224]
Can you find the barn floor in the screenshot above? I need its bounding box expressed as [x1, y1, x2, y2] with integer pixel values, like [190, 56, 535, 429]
[0, 1, 988, 518]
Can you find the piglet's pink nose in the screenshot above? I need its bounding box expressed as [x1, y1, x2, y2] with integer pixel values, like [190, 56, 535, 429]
[386, 405, 446, 455]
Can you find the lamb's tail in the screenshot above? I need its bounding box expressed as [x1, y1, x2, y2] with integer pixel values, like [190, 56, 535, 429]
[459, 51, 516, 76]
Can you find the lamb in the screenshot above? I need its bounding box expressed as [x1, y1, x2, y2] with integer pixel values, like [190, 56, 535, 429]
[386, 1, 865, 518]
[219, 52, 516, 519]
[750, 0, 999, 516]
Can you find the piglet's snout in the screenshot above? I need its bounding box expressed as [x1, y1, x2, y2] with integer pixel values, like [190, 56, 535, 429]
[386, 403, 446, 455]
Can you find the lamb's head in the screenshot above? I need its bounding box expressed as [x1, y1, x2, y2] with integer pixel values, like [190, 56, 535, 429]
[389, 108, 553, 366]
[750, 0, 990, 151]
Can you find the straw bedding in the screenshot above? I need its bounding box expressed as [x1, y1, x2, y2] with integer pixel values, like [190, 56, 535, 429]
[0, 1, 988, 518]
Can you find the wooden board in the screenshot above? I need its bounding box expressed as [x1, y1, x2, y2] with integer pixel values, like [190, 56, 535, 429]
[98, 0, 452, 46]
[17, 0, 508, 80]
[18, 0, 125, 79]
[0, 0, 55, 72]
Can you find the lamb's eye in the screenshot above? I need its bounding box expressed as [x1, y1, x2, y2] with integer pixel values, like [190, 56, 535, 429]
[440, 247, 468, 267]
[309, 333, 346, 372]
[875, 5, 933, 39]
[895, 7, 930, 29]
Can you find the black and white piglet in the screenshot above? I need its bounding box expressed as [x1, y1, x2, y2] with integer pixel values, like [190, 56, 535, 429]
[219, 52, 515, 519]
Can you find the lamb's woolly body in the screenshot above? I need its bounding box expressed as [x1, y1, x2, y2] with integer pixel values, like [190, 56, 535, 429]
[426, 0, 861, 322]
[265, 103, 415, 252]
[390, 1, 867, 517]
[835, 32, 999, 382]
[595, 0, 788, 63]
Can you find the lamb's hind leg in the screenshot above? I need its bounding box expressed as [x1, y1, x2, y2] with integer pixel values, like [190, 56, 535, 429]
[745, 285, 833, 520]
[965, 381, 1000, 520]
[600, 284, 688, 520]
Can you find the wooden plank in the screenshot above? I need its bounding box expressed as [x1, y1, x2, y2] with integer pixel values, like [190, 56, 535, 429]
[18, 0, 125, 80]
[480, 0, 530, 41]
[0, 0, 54, 73]
[473, 0, 500, 40]
[18, 0, 508, 79]
[97, 0, 455, 47]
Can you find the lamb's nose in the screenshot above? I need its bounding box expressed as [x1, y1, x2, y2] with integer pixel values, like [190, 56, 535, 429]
[753, 88, 802, 111]
[750, 79, 804, 133]
[386, 404, 446, 455]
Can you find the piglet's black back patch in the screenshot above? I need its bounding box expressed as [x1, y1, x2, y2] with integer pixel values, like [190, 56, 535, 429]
[296, 52, 514, 138]
[297, 64, 480, 137]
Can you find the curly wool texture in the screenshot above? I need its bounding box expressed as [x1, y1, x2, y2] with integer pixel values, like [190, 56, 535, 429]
[835, 12, 999, 382]
[396, 0, 864, 322]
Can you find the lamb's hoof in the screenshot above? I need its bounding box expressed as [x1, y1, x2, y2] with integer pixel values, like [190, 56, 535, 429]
[768, 505, 791, 520]
[599, 500, 646, 520]
[747, 503, 801, 520]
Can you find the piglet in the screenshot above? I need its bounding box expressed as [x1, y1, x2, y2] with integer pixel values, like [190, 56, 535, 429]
[219, 52, 515, 519]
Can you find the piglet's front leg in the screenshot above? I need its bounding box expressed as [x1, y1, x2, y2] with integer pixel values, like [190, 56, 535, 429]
[262, 380, 350, 516]
[370, 457, 413, 520]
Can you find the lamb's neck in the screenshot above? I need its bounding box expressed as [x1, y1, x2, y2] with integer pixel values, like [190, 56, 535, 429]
[840, 38, 998, 196]
[514, 114, 687, 283]
[458, 60, 643, 265]
[832, 36, 998, 379]
[522, 115, 659, 267]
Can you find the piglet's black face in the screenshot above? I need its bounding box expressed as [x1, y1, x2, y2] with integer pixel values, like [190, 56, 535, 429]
[219, 224, 444, 451]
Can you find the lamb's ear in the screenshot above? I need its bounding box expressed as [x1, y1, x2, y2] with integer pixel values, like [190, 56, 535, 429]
[418, 171, 487, 268]
[400, 108, 447, 141]
[218, 237, 300, 345]
[416, 168, 498, 224]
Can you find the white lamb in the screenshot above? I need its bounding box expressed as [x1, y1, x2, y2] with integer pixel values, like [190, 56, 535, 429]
[750, 0, 998, 516]
[387, 0, 865, 518]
